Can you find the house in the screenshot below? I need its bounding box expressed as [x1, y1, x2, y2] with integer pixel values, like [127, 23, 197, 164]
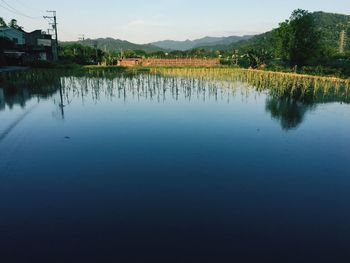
[0, 27, 54, 63]
[0, 26, 25, 45]
[25, 30, 54, 61]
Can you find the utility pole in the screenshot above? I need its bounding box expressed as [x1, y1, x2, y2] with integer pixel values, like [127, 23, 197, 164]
[339, 30, 347, 54]
[78, 34, 85, 42]
[44, 10, 58, 61]
[94, 41, 98, 64]
[79, 34, 86, 59]
[233, 49, 239, 65]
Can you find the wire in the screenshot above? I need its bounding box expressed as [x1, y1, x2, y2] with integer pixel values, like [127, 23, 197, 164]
[13, 0, 43, 13]
[0, 0, 42, 19]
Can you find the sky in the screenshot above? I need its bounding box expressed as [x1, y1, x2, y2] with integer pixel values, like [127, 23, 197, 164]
[1, 0, 349, 43]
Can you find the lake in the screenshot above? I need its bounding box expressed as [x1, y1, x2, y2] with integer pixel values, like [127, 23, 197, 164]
[1, 71, 350, 262]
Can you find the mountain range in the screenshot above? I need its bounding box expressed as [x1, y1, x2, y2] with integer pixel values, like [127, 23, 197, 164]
[61, 35, 254, 53]
[151, 35, 254, 51]
[61, 11, 350, 54]
[61, 37, 162, 53]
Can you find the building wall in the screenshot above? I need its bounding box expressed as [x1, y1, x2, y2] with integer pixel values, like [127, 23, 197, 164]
[26, 30, 52, 47]
[0, 27, 25, 45]
[25, 30, 54, 61]
[118, 59, 142, 66]
[118, 58, 220, 67]
[142, 58, 220, 67]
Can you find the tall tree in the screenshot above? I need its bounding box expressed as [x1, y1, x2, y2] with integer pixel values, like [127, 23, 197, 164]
[273, 9, 320, 67]
[0, 17, 6, 27]
[8, 19, 23, 30]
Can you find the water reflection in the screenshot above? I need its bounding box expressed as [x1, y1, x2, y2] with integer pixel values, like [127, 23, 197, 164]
[0, 80, 60, 109]
[265, 97, 316, 130]
[59, 75, 241, 104]
[0, 73, 348, 131]
[1, 71, 350, 262]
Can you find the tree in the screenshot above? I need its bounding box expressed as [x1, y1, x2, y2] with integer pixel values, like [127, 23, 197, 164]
[0, 17, 6, 27]
[273, 9, 320, 67]
[8, 19, 23, 30]
[59, 43, 104, 65]
[245, 49, 272, 68]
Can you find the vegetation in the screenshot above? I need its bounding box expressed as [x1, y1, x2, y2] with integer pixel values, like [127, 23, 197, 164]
[0, 17, 6, 27]
[61, 38, 163, 54]
[1, 67, 349, 131]
[2, 10, 350, 78]
[273, 9, 320, 67]
[151, 67, 350, 102]
[8, 19, 23, 30]
[59, 44, 104, 65]
[151, 35, 254, 51]
[4, 65, 349, 101]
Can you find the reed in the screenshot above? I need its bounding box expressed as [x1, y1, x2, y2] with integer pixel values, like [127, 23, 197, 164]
[150, 67, 350, 100]
[2, 67, 349, 103]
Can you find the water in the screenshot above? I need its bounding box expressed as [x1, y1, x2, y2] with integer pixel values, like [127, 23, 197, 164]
[1, 74, 350, 262]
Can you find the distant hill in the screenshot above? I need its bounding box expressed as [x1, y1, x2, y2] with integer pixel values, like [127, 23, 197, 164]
[312, 11, 350, 52]
[60, 12, 349, 54]
[61, 37, 165, 53]
[151, 35, 254, 51]
[203, 11, 350, 52]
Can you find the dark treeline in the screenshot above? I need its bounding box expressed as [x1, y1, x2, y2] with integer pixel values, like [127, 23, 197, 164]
[59, 44, 104, 65]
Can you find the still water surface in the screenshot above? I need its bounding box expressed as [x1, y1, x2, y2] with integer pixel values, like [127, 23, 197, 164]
[1, 74, 350, 262]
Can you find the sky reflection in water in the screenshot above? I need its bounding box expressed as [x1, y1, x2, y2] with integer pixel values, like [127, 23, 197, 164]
[0, 74, 350, 262]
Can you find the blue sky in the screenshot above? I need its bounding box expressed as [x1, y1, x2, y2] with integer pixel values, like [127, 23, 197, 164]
[1, 0, 349, 43]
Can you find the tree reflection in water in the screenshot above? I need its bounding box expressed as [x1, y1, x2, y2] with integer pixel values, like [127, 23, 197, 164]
[1, 72, 349, 131]
[265, 96, 316, 130]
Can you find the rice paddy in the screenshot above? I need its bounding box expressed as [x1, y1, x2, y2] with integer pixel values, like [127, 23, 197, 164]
[1, 66, 350, 103]
[150, 67, 350, 101]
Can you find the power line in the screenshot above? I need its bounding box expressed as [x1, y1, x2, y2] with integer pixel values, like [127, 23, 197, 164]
[12, 0, 43, 13]
[0, 0, 41, 19]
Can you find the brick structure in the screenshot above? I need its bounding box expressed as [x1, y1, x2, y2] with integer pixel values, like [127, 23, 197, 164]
[142, 58, 220, 67]
[117, 58, 220, 67]
[118, 58, 142, 66]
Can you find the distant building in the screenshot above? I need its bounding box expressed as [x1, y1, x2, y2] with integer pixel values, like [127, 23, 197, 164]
[118, 58, 142, 66]
[0, 27, 54, 62]
[0, 26, 25, 45]
[117, 58, 221, 67]
[142, 58, 220, 67]
[25, 30, 53, 61]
